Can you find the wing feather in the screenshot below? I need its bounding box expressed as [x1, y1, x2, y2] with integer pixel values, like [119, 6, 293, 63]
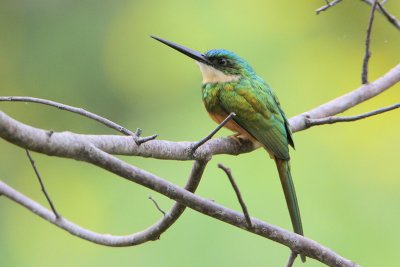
[218, 80, 291, 160]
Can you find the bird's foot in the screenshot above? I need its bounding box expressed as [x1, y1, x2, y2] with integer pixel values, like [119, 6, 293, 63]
[229, 133, 245, 146]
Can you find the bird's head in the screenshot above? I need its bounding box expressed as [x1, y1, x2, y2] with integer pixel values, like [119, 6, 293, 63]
[151, 35, 255, 84]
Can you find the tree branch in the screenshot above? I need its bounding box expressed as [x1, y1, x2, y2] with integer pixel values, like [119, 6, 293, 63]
[315, 0, 343, 15]
[0, 159, 208, 246]
[286, 251, 298, 267]
[361, 0, 400, 30]
[289, 63, 400, 132]
[361, 0, 377, 84]
[191, 112, 236, 153]
[148, 196, 166, 216]
[218, 163, 252, 229]
[0, 96, 157, 145]
[26, 149, 60, 218]
[306, 102, 399, 127]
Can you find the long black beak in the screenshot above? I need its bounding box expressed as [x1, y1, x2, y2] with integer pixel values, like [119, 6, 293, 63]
[151, 35, 211, 65]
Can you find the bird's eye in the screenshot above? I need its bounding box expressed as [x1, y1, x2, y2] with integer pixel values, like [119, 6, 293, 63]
[218, 58, 228, 66]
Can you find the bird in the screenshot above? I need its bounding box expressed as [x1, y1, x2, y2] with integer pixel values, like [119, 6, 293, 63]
[151, 35, 305, 261]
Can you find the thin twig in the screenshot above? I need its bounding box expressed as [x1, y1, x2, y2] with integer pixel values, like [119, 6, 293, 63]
[0, 96, 157, 145]
[362, 0, 378, 84]
[361, 0, 400, 30]
[25, 149, 60, 219]
[148, 196, 166, 216]
[217, 163, 252, 229]
[376, 2, 400, 30]
[133, 128, 158, 145]
[315, 0, 343, 14]
[191, 112, 236, 153]
[286, 251, 298, 267]
[306, 102, 399, 127]
[137, 134, 158, 145]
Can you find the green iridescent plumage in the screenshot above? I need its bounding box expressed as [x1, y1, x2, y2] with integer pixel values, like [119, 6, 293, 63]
[152, 36, 305, 261]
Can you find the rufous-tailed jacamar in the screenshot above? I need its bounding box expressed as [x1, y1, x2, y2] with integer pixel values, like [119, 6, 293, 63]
[152, 36, 305, 261]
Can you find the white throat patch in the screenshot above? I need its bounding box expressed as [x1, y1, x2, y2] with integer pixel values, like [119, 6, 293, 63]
[197, 62, 241, 84]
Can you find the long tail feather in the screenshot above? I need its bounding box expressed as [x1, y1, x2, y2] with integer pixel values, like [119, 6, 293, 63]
[275, 158, 306, 262]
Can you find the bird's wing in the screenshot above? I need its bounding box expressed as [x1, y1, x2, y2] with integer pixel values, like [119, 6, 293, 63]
[218, 81, 290, 160]
[266, 87, 295, 149]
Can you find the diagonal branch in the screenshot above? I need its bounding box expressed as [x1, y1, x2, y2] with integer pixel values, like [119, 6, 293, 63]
[306, 102, 400, 127]
[315, 0, 343, 15]
[218, 163, 252, 229]
[191, 112, 236, 153]
[26, 149, 60, 218]
[361, 0, 400, 30]
[286, 251, 298, 267]
[0, 159, 208, 246]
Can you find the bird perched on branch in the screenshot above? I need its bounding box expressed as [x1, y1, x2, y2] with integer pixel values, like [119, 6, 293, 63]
[152, 35, 305, 261]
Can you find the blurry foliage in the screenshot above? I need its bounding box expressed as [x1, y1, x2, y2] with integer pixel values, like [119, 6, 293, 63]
[0, 1, 399, 266]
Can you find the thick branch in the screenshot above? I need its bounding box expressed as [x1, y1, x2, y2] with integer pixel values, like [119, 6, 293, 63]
[0, 111, 255, 161]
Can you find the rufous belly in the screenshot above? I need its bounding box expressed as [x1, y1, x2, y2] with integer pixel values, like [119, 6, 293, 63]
[208, 112, 253, 139]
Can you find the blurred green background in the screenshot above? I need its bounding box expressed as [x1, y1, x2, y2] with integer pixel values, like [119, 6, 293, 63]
[1, 1, 399, 266]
